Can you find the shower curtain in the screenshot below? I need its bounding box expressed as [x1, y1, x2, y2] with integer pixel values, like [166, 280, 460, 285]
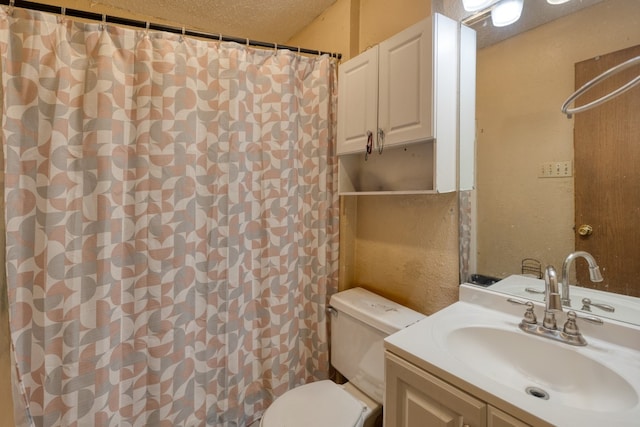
[0, 7, 338, 427]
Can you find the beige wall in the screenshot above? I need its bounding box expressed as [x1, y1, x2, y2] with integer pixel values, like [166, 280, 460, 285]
[290, 1, 461, 315]
[290, 0, 432, 60]
[286, 0, 356, 59]
[357, 0, 431, 54]
[476, 0, 640, 279]
[354, 194, 459, 314]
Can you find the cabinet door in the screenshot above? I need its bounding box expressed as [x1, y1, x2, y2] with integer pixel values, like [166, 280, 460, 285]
[337, 47, 379, 155]
[459, 24, 477, 191]
[385, 352, 486, 427]
[487, 406, 531, 427]
[378, 19, 432, 148]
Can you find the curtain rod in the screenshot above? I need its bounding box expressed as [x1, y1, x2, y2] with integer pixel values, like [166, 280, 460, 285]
[0, 0, 342, 60]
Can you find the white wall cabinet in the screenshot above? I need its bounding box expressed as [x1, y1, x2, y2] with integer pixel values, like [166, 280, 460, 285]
[385, 352, 532, 427]
[337, 13, 473, 195]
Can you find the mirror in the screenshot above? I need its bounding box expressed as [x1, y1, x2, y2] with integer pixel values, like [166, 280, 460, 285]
[459, 0, 640, 324]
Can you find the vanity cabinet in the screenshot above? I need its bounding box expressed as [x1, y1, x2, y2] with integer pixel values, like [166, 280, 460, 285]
[385, 352, 531, 427]
[385, 351, 485, 427]
[337, 13, 474, 194]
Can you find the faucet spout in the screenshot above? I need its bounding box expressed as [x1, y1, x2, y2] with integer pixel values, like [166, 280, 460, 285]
[543, 265, 562, 329]
[544, 266, 562, 312]
[560, 251, 604, 307]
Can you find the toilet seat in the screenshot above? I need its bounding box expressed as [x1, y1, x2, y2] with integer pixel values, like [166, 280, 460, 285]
[260, 380, 366, 427]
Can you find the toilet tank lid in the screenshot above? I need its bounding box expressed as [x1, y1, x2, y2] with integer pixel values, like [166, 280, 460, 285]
[329, 287, 425, 335]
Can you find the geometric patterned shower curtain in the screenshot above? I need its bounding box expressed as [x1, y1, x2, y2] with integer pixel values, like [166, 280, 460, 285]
[0, 7, 338, 427]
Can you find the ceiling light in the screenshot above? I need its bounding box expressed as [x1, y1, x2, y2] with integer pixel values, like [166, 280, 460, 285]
[547, 0, 571, 4]
[491, 0, 524, 27]
[462, 0, 496, 12]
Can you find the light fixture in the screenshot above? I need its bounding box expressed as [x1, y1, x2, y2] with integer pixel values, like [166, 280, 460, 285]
[491, 0, 524, 27]
[462, 0, 496, 12]
[547, 0, 571, 4]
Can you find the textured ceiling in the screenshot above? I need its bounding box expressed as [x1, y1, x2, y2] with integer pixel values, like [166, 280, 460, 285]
[95, 0, 337, 43]
[94, 0, 605, 48]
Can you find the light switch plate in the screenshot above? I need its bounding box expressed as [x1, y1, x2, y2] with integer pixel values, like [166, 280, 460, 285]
[539, 161, 572, 178]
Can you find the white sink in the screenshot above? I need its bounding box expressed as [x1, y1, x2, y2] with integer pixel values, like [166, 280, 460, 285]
[384, 285, 640, 427]
[444, 325, 638, 412]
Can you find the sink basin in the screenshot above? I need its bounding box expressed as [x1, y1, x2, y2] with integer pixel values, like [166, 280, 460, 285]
[384, 285, 640, 426]
[444, 326, 638, 412]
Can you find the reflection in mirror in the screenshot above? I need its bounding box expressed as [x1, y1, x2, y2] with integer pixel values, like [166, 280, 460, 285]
[461, 0, 640, 324]
[490, 275, 640, 325]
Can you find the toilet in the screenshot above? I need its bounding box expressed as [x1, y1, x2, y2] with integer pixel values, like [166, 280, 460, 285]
[260, 287, 425, 427]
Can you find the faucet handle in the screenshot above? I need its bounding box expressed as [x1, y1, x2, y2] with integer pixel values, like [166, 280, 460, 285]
[507, 298, 537, 325]
[581, 297, 615, 313]
[561, 311, 587, 346]
[563, 310, 603, 336]
[563, 311, 580, 335]
[574, 311, 604, 325]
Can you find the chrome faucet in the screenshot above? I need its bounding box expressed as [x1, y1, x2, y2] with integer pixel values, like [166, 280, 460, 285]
[507, 264, 603, 346]
[543, 265, 562, 329]
[560, 251, 603, 307]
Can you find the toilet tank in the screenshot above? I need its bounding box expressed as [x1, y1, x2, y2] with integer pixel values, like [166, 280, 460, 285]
[329, 287, 425, 404]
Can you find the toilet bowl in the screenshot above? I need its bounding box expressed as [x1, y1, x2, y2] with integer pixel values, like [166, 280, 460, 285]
[259, 287, 425, 427]
[259, 380, 375, 427]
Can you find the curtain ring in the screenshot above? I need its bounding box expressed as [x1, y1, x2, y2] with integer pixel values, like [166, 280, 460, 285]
[179, 26, 185, 43]
[58, 6, 66, 23]
[273, 43, 278, 53]
[99, 14, 107, 31]
[218, 33, 222, 42]
[7, 0, 15, 16]
[246, 38, 249, 47]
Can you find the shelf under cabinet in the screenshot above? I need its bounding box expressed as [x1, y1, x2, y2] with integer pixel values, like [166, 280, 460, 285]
[338, 139, 440, 195]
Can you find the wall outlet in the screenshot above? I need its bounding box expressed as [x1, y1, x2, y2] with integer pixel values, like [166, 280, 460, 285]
[539, 161, 572, 178]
